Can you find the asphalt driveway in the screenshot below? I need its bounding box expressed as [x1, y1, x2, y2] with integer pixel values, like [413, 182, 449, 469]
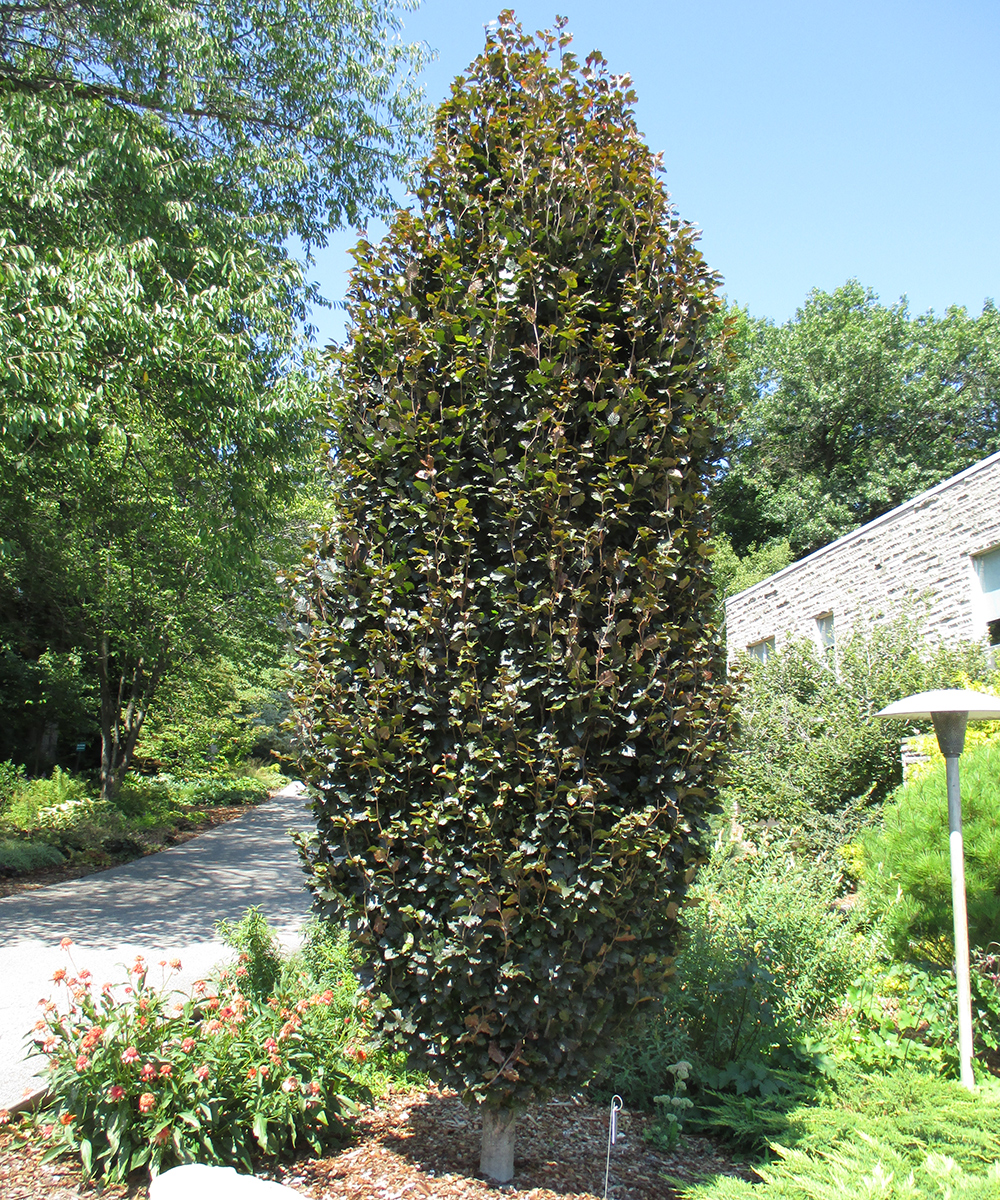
[0, 786, 316, 1110]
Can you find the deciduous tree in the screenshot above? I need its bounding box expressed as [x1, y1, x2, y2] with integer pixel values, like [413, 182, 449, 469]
[715, 283, 1000, 559]
[291, 15, 732, 1180]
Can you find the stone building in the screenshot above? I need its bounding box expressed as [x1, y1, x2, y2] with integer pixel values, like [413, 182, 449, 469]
[724, 452, 1000, 663]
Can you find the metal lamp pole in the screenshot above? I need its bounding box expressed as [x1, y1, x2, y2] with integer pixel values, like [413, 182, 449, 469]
[878, 688, 1000, 1092]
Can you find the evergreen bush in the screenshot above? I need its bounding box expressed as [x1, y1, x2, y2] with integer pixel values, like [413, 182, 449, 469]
[290, 13, 732, 1175]
[859, 742, 1000, 957]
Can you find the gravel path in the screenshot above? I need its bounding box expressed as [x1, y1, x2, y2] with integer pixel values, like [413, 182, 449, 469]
[0, 786, 315, 1110]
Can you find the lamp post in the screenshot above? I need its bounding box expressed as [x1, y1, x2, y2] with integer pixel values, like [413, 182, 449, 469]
[877, 688, 1000, 1091]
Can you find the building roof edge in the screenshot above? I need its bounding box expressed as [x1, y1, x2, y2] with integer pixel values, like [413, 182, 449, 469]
[723, 451, 1000, 610]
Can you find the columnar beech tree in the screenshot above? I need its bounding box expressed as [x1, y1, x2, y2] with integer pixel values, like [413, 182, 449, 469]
[292, 14, 732, 1180]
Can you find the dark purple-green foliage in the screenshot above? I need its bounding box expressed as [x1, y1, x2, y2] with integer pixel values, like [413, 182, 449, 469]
[290, 13, 733, 1111]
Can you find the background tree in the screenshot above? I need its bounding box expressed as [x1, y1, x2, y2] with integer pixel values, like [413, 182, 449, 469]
[291, 15, 732, 1181]
[0, 0, 423, 786]
[714, 282, 1000, 560]
[0, 0, 426, 242]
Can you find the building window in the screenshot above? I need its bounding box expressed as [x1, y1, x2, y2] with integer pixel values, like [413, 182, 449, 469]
[815, 613, 835, 659]
[747, 637, 775, 663]
[975, 546, 1000, 595]
[974, 548, 1000, 644]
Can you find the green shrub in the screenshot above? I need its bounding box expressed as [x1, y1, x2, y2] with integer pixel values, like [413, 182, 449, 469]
[590, 1006, 695, 1110]
[183, 776, 270, 808]
[215, 907, 284, 1002]
[110, 776, 177, 823]
[830, 957, 1000, 1079]
[725, 623, 997, 857]
[30, 928, 376, 1181]
[858, 742, 1000, 957]
[0, 837, 65, 874]
[595, 838, 861, 1108]
[674, 840, 863, 1070]
[0, 758, 26, 810]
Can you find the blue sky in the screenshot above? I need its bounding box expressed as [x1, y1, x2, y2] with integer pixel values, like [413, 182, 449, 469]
[304, 0, 1000, 347]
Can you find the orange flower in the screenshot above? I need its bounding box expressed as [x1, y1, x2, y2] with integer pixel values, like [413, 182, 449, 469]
[75, 1055, 89, 1072]
[158, 1064, 172, 1078]
[59, 1112, 74, 1126]
[140, 1064, 156, 1081]
[121, 1046, 140, 1065]
[169, 958, 182, 971]
[180, 1037, 196, 1052]
[0, 1110, 9, 1125]
[138, 1093, 155, 1113]
[52, 968, 67, 984]
[108, 1086, 125, 1102]
[81, 1026, 104, 1051]
[59, 938, 72, 950]
[194, 1065, 210, 1083]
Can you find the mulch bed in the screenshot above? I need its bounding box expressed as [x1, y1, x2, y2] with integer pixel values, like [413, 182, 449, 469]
[0, 1086, 751, 1199]
[0, 805, 250, 899]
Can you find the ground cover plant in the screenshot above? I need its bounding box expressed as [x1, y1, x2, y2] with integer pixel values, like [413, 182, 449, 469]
[290, 12, 733, 1181]
[678, 1070, 1000, 1198]
[19, 911, 395, 1182]
[0, 762, 284, 880]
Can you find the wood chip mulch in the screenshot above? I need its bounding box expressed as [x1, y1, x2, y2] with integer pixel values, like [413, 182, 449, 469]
[0, 1086, 751, 1199]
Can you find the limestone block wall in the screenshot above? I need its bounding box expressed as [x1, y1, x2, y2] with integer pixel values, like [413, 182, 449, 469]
[724, 452, 1000, 662]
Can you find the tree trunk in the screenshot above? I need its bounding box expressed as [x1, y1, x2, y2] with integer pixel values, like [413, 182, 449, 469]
[480, 1105, 516, 1183]
[96, 632, 166, 800]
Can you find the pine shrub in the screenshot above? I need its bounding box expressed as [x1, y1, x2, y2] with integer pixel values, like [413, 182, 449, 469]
[859, 742, 1000, 957]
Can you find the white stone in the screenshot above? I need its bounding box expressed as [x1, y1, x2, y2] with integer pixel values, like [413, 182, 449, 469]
[150, 1163, 305, 1199]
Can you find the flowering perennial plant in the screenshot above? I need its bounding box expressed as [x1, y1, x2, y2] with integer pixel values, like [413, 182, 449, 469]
[29, 940, 372, 1181]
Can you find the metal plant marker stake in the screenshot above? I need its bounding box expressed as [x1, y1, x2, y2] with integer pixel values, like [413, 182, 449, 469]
[603, 1095, 623, 1200]
[878, 688, 1000, 1092]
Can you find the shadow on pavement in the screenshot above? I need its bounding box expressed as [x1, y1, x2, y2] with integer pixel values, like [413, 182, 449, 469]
[0, 792, 316, 949]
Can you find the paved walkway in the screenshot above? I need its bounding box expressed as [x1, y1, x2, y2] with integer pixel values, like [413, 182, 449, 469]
[0, 786, 315, 1110]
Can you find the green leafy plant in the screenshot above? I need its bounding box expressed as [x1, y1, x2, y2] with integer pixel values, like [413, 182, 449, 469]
[28, 930, 375, 1181]
[725, 623, 997, 857]
[215, 907, 284, 1002]
[858, 742, 1000, 958]
[290, 13, 733, 1177]
[0, 759, 26, 810]
[644, 1060, 694, 1153]
[590, 1006, 695, 1110]
[832, 958, 1000, 1078]
[670, 840, 863, 1074]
